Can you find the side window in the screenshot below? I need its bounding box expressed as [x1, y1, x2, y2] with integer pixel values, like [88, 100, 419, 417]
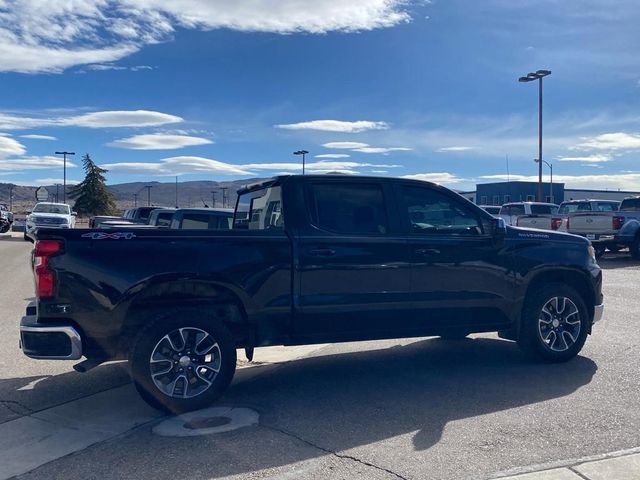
[181, 213, 210, 229]
[157, 213, 173, 227]
[401, 186, 483, 235]
[235, 186, 284, 231]
[212, 215, 232, 230]
[307, 183, 388, 234]
[511, 204, 526, 216]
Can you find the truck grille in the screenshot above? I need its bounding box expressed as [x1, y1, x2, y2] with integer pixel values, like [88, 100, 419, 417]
[34, 217, 66, 226]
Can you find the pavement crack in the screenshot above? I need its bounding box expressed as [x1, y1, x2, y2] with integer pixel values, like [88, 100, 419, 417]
[261, 424, 410, 480]
[0, 399, 34, 416]
[567, 466, 591, 480]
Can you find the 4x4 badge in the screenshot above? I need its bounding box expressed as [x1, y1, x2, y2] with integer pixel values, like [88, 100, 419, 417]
[81, 232, 136, 240]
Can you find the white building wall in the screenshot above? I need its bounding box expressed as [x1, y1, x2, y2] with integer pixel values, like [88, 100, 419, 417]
[564, 189, 640, 202]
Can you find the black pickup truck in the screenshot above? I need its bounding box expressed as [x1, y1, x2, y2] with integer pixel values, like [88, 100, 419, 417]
[20, 175, 604, 412]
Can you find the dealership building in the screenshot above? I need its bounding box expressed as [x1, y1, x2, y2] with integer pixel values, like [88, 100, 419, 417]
[459, 181, 640, 206]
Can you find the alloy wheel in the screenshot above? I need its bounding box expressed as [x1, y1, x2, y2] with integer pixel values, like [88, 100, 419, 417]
[537, 296, 581, 352]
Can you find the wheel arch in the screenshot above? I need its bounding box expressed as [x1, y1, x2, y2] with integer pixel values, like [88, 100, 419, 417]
[119, 278, 253, 353]
[522, 268, 595, 333]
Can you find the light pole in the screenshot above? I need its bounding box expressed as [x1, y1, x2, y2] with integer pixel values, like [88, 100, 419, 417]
[518, 69, 551, 202]
[8, 184, 13, 212]
[294, 150, 309, 175]
[54, 151, 75, 204]
[133, 193, 138, 207]
[144, 185, 152, 206]
[534, 158, 553, 203]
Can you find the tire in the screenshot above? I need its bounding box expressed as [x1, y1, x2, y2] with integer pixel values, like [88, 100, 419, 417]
[631, 235, 640, 260]
[439, 329, 470, 340]
[518, 282, 589, 362]
[594, 245, 606, 259]
[607, 245, 621, 253]
[23, 232, 30, 242]
[129, 308, 237, 414]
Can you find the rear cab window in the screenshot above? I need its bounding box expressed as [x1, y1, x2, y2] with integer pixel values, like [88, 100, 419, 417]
[620, 198, 640, 211]
[530, 204, 558, 215]
[234, 185, 284, 231]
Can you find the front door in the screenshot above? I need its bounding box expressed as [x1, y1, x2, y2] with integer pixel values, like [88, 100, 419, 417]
[395, 184, 515, 334]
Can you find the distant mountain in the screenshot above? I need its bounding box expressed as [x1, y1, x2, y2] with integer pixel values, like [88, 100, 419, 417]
[0, 178, 269, 213]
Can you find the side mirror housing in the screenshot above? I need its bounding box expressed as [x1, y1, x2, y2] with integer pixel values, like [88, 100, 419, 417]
[491, 217, 507, 236]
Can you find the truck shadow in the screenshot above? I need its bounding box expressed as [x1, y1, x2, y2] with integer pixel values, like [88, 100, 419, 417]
[3, 337, 597, 478]
[598, 254, 639, 269]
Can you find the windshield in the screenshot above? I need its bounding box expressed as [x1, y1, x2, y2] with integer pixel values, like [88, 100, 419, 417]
[33, 204, 70, 215]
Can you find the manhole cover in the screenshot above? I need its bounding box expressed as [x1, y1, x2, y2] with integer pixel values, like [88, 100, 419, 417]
[153, 406, 259, 437]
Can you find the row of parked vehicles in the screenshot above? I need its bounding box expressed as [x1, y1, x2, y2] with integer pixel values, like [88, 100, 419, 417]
[89, 206, 234, 230]
[480, 197, 640, 258]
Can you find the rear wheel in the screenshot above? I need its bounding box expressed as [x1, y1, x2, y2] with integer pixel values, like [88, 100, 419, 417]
[129, 308, 237, 413]
[518, 282, 589, 362]
[593, 245, 606, 258]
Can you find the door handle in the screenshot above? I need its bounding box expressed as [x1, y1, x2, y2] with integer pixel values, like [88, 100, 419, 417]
[415, 248, 440, 256]
[309, 248, 336, 257]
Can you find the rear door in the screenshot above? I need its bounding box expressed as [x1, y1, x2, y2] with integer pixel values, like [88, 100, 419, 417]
[295, 180, 412, 339]
[397, 184, 514, 332]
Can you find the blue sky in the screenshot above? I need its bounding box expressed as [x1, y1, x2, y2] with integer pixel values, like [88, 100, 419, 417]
[1, 0, 639, 191]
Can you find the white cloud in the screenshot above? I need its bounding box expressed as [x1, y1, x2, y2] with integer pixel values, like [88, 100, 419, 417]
[101, 156, 251, 176]
[352, 146, 412, 154]
[314, 154, 351, 159]
[0, 155, 77, 171]
[276, 120, 389, 133]
[556, 154, 611, 163]
[85, 64, 154, 72]
[401, 173, 463, 184]
[572, 132, 640, 151]
[0, 1, 410, 73]
[0, 110, 182, 130]
[0, 135, 27, 157]
[19, 134, 57, 141]
[241, 160, 402, 173]
[437, 146, 474, 152]
[322, 142, 370, 149]
[35, 178, 80, 185]
[108, 133, 213, 150]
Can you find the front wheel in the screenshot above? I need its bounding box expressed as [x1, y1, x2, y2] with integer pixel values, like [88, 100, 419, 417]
[631, 235, 640, 260]
[518, 283, 589, 362]
[129, 308, 237, 413]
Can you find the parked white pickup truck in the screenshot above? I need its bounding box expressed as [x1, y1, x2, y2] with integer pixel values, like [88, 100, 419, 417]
[498, 202, 560, 230]
[560, 199, 622, 257]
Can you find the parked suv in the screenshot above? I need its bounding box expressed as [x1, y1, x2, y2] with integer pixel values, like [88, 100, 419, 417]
[24, 202, 75, 241]
[498, 202, 560, 230]
[0, 203, 13, 233]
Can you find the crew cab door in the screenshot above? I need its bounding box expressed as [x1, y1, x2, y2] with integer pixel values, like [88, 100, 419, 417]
[395, 184, 514, 333]
[294, 180, 412, 339]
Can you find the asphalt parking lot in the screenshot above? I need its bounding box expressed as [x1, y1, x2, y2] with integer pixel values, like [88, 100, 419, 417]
[1, 234, 639, 480]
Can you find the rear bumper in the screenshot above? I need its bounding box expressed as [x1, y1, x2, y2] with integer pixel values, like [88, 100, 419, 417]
[593, 303, 604, 324]
[20, 303, 82, 360]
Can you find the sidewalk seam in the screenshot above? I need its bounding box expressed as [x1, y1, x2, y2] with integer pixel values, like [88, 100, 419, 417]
[261, 423, 410, 480]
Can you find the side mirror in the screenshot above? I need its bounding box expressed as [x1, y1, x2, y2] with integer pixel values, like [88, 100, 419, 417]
[491, 217, 507, 236]
[72, 211, 77, 216]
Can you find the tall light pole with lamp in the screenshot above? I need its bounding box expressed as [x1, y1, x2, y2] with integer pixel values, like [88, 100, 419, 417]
[293, 150, 309, 175]
[54, 151, 75, 204]
[534, 158, 553, 203]
[518, 70, 551, 202]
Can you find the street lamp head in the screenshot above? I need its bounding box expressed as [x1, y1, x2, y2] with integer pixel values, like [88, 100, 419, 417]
[518, 76, 533, 82]
[293, 150, 309, 155]
[534, 158, 540, 163]
[536, 69, 551, 76]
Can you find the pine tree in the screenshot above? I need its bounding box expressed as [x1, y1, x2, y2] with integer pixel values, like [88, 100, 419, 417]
[68, 154, 117, 216]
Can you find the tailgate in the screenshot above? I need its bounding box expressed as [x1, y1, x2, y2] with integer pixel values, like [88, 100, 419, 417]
[515, 215, 553, 230]
[567, 213, 615, 235]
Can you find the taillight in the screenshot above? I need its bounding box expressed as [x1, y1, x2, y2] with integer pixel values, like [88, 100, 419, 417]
[551, 218, 562, 230]
[613, 216, 625, 230]
[34, 240, 63, 299]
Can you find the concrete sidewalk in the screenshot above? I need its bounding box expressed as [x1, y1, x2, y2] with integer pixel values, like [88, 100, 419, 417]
[493, 448, 640, 480]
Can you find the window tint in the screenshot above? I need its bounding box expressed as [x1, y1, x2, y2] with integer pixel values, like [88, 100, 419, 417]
[531, 204, 558, 215]
[156, 212, 173, 227]
[307, 183, 388, 234]
[620, 198, 640, 211]
[212, 214, 232, 230]
[401, 186, 482, 235]
[181, 213, 210, 229]
[235, 186, 284, 230]
[559, 202, 590, 214]
[508, 204, 526, 216]
[595, 202, 619, 212]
